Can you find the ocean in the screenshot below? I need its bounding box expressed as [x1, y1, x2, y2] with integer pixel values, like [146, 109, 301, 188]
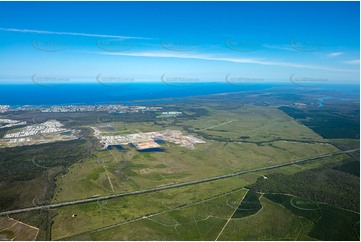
[0, 82, 358, 106]
[0, 82, 274, 105]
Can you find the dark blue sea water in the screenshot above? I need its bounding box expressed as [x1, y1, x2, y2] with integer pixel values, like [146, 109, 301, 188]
[0, 82, 358, 106]
[0, 82, 274, 105]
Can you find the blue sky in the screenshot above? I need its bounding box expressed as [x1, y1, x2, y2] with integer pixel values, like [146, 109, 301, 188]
[0, 1, 359, 84]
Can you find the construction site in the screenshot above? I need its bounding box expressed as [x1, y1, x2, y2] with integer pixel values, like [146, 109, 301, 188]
[99, 130, 205, 150]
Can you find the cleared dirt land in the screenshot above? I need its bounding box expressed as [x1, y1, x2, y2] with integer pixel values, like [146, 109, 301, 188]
[0, 216, 39, 240]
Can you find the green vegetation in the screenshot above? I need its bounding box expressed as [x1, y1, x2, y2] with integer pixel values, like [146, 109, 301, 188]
[181, 105, 324, 143]
[232, 190, 262, 218]
[0, 138, 91, 212]
[265, 194, 360, 241]
[47, 103, 358, 240]
[328, 138, 360, 151]
[53, 105, 340, 203]
[249, 165, 360, 212]
[64, 189, 247, 241]
[333, 158, 360, 177]
[218, 197, 314, 240]
[1, 90, 359, 241]
[52, 183, 248, 240]
[279, 105, 360, 139]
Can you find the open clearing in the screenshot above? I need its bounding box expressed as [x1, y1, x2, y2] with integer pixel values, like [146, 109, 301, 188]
[5, 104, 349, 241]
[217, 196, 314, 240]
[52, 105, 340, 203]
[60, 189, 248, 240]
[0, 216, 39, 240]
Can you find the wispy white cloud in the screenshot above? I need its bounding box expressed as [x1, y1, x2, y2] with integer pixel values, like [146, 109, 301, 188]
[343, 59, 360, 65]
[1, 27, 358, 74]
[328, 52, 343, 57]
[93, 50, 359, 73]
[0, 27, 149, 40]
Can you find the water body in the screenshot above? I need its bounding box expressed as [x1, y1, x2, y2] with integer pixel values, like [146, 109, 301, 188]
[107, 145, 123, 150]
[317, 94, 358, 108]
[0, 83, 274, 105]
[99, 126, 115, 131]
[317, 97, 327, 107]
[138, 148, 165, 152]
[0, 82, 358, 106]
[154, 139, 165, 144]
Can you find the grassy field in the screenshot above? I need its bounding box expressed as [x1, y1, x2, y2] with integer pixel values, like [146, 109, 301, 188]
[53, 139, 338, 203]
[63, 189, 248, 240]
[0, 87, 358, 241]
[328, 138, 360, 150]
[218, 197, 314, 240]
[52, 177, 248, 240]
[179, 105, 324, 142]
[232, 190, 262, 218]
[53, 105, 339, 203]
[48, 104, 356, 240]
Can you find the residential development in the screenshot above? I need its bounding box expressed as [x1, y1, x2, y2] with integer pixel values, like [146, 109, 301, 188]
[0, 104, 163, 114]
[0, 118, 27, 129]
[0, 105, 10, 113]
[4, 120, 67, 138]
[0, 120, 79, 148]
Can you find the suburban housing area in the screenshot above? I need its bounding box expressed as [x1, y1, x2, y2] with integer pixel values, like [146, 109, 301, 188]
[0, 120, 79, 147]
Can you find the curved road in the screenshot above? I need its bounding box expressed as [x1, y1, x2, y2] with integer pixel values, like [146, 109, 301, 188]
[0, 149, 358, 216]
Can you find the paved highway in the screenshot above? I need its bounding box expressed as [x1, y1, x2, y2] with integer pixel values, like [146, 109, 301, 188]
[0, 149, 358, 216]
